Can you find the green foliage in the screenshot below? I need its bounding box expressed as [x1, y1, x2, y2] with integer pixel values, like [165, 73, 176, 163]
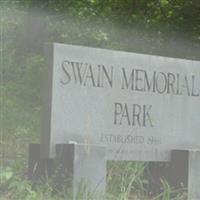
[153, 178, 187, 200]
[2, 176, 62, 200]
[0, 167, 14, 184]
[107, 161, 148, 199]
[0, 164, 187, 200]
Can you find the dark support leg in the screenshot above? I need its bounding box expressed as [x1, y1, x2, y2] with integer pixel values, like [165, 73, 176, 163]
[145, 150, 188, 198]
[170, 150, 188, 189]
[28, 144, 54, 182]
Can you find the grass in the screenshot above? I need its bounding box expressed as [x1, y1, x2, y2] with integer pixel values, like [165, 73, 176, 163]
[0, 149, 187, 200]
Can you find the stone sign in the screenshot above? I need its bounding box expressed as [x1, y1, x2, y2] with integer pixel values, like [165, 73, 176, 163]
[41, 43, 200, 161]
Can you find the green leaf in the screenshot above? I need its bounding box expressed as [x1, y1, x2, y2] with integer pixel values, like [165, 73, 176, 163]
[160, 0, 169, 7]
[0, 167, 14, 182]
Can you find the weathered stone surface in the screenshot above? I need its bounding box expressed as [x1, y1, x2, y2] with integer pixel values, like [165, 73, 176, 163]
[41, 43, 200, 161]
[188, 150, 200, 200]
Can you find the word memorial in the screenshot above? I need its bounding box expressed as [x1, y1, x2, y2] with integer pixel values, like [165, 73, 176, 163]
[28, 43, 200, 200]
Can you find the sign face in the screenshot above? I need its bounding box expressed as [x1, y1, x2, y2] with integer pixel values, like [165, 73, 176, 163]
[41, 43, 200, 161]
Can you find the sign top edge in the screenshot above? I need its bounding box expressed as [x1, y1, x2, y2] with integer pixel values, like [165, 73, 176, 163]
[48, 42, 200, 63]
